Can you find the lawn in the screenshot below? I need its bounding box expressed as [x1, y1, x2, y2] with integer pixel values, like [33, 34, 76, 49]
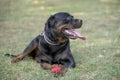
[0, 0, 120, 80]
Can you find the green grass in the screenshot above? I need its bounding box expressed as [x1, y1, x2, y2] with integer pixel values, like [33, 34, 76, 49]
[0, 0, 120, 80]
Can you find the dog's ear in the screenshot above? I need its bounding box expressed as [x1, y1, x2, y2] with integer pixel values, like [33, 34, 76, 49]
[45, 15, 55, 29]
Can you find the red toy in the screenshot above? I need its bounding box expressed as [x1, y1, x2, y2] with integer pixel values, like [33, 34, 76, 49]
[51, 66, 62, 73]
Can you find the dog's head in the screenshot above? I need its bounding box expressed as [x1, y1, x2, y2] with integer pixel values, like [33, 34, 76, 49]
[45, 12, 86, 43]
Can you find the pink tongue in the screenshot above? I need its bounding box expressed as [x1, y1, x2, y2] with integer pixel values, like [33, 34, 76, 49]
[65, 29, 86, 40]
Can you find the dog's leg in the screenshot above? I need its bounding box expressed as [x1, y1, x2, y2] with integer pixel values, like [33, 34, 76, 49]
[41, 63, 53, 69]
[41, 63, 63, 70]
[57, 66, 68, 77]
[11, 39, 39, 63]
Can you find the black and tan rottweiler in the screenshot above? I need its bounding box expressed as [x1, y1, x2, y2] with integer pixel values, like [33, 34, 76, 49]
[9, 12, 86, 76]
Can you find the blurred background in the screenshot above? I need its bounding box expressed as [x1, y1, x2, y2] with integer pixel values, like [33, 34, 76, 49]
[0, 0, 120, 80]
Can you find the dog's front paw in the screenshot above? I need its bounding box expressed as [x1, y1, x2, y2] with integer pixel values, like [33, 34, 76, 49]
[11, 58, 21, 63]
[51, 65, 68, 77]
[11, 54, 24, 63]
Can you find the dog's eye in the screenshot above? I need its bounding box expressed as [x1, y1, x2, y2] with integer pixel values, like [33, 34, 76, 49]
[64, 18, 73, 23]
[63, 19, 69, 23]
[64, 18, 73, 24]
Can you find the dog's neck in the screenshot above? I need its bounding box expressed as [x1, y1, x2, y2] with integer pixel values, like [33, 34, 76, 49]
[41, 31, 60, 45]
